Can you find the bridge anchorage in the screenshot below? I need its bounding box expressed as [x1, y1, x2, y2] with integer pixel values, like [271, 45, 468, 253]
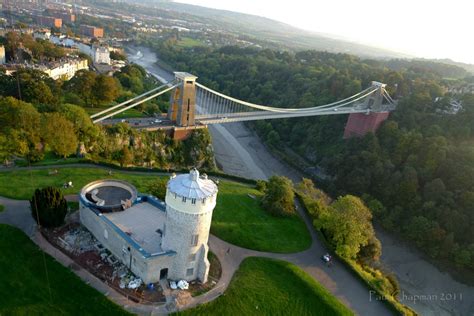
[91, 72, 397, 140]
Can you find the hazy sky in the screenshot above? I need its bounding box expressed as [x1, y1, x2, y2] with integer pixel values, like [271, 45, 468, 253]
[176, 0, 474, 64]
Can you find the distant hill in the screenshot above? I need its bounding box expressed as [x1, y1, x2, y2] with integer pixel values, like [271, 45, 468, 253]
[427, 58, 474, 74]
[124, 0, 411, 59]
[382, 59, 469, 79]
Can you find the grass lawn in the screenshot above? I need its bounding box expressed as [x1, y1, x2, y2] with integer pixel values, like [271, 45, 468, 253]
[0, 224, 130, 315]
[176, 37, 204, 48]
[15, 151, 85, 167]
[212, 181, 311, 252]
[0, 167, 311, 252]
[179, 257, 354, 316]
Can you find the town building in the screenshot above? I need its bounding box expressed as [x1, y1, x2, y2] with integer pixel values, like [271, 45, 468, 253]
[35, 16, 62, 28]
[79, 169, 218, 284]
[34, 58, 88, 80]
[51, 10, 76, 23]
[80, 25, 104, 38]
[0, 45, 5, 64]
[92, 45, 111, 65]
[33, 30, 52, 40]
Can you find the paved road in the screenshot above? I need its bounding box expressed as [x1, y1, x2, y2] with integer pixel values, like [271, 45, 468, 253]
[0, 197, 36, 237]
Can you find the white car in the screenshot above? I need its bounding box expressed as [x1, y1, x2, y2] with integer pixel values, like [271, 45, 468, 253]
[154, 119, 162, 123]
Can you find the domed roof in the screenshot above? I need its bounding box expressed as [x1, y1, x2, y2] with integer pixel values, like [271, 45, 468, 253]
[167, 169, 217, 200]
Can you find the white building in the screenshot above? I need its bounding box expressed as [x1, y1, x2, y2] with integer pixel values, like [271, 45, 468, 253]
[79, 169, 218, 284]
[92, 45, 111, 65]
[33, 30, 51, 41]
[0, 45, 5, 65]
[37, 59, 88, 80]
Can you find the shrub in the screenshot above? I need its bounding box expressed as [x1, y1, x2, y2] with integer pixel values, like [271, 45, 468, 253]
[261, 176, 295, 217]
[146, 177, 168, 200]
[30, 187, 67, 228]
[255, 180, 267, 192]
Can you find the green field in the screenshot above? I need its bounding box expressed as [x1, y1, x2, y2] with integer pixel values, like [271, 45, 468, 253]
[212, 181, 311, 252]
[180, 257, 354, 316]
[0, 224, 130, 315]
[176, 37, 205, 48]
[0, 167, 311, 253]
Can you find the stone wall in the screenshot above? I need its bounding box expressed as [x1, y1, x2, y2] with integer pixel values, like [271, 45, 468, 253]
[79, 203, 174, 283]
[161, 202, 213, 282]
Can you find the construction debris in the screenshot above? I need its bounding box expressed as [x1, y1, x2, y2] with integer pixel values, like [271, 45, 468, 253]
[177, 280, 189, 290]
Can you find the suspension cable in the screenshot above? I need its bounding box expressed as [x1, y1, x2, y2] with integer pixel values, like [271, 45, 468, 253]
[195, 82, 377, 113]
[90, 81, 174, 118]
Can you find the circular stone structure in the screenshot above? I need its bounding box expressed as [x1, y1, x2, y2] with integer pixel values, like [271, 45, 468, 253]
[162, 169, 218, 282]
[80, 179, 138, 212]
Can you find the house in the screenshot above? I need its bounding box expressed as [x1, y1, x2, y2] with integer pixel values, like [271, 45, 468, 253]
[34, 58, 88, 80]
[92, 45, 111, 65]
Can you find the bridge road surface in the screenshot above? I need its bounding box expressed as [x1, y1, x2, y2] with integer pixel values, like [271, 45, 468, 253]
[127, 45, 395, 315]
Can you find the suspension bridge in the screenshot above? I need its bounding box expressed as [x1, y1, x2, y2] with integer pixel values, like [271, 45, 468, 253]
[91, 72, 397, 139]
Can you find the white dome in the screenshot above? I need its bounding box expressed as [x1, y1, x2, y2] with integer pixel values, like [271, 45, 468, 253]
[167, 169, 217, 200]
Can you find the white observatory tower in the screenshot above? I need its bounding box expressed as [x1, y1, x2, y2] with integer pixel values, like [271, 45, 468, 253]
[162, 169, 218, 282]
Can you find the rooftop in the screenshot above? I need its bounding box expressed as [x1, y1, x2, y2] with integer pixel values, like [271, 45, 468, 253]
[104, 201, 166, 255]
[167, 169, 218, 200]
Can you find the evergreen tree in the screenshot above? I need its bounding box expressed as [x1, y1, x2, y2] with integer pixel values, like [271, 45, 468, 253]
[30, 187, 68, 228]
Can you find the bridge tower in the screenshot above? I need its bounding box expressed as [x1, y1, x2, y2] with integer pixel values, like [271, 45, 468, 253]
[343, 82, 390, 139]
[168, 72, 197, 127]
[168, 72, 202, 140]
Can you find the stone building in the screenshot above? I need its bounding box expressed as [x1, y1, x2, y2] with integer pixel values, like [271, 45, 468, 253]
[79, 169, 218, 284]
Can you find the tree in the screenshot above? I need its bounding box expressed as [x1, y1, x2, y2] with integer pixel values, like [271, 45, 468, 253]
[261, 176, 295, 217]
[117, 145, 133, 167]
[92, 75, 120, 105]
[30, 187, 67, 228]
[110, 50, 127, 61]
[41, 113, 78, 158]
[316, 195, 377, 259]
[358, 236, 382, 263]
[64, 70, 97, 106]
[146, 178, 168, 200]
[256, 180, 267, 192]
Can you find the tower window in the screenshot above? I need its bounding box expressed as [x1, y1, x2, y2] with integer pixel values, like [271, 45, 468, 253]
[182, 196, 187, 203]
[186, 268, 194, 276]
[191, 234, 199, 246]
[191, 198, 196, 204]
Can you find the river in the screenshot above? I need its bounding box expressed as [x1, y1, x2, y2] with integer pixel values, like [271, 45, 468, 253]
[126, 45, 474, 316]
